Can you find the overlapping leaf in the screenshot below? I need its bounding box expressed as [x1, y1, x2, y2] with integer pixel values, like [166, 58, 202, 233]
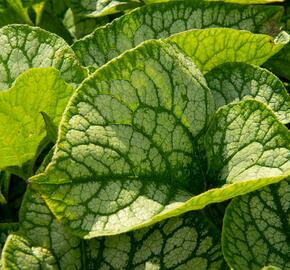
[205, 99, 290, 186]
[5, 149, 226, 268]
[167, 29, 288, 74]
[2, 189, 82, 270]
[83, 212, 227, 269]
[222, 179, 290, 270]
[0, 68, 74, 169]
[205, 62, 290, 124]
[68, 0, 284, 18]
[2, 188, 227, 269]
[72, 1, 284, 69]
[0, 24, 87, 89]
[31, 40, 290, 238]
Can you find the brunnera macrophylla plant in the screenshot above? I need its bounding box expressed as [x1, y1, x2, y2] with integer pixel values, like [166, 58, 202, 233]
[0, 1, 289, 270]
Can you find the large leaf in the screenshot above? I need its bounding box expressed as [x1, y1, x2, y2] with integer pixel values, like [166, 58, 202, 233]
[222, 179, 290, 270]
[205, 62, 290, 124]
[1, 187, 227, 269]
[72, 1, 284, 69]
[0, 68, 74, 170]
[83, 212, 227, 269]
[0, 24, 87, 89]
[69, 0, 284, 18]
[167, 29, 288, 74]
[31, 40, 290, 238]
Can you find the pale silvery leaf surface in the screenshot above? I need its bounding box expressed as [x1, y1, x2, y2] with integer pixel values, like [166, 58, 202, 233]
[68, 0, 283, 18]
[222, 179, 290, 270]
[205, 62, 290, 124]
[83, 212, 228, 270]
[205, 99, 290, 186]
[31, 40, 290, 238]
[72, 1, 284, 69]
[2, 189, 82, 270]
[0, 24, 87, 89]
[2, 189, 227, 269]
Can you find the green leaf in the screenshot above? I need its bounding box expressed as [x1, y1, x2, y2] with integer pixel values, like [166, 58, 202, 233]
[6, 0, 33, 25]
[68, 0, 142, 18]
[31, 41, 290, 238]
[72, 1, 284, 69]
[39, 11, 74, 45]
[206, 0, 283, 3]
[0, 223, 19, 268]
[20, 0, 47, 25]
[167, 29, 289, 74]
[264, 44, 290, 81]
[2, 234, 58, 269]
[222, 179, 290, 270]
[4, 149, 227, 269]
[83, 212, 227, 269]
[0, 0, 6, 11]
[0, 171, 10, 204]
[63, 8, 109, 41]
[205, 62, 290, 124]
[0, 24, 87, 89]
[44, 0, 68, 18]
[205, 99, 290, 186]
[2, 189, 82, 270]
[1, 187, 227, 269]
[0, 6, 25, 27]
[145, 0, 283, 3]
[41, 112, 58, 144]
[0, 68, 74, 170]
[261, 267, 282, 270]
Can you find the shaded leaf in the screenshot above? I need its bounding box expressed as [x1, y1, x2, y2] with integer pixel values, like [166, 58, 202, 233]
[6, 0, 32, 25]
[63, 8, 109, 41]
[41, 112, 58, 144]
[1, 187, 227, 269]
[222, 179, 290, 270]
